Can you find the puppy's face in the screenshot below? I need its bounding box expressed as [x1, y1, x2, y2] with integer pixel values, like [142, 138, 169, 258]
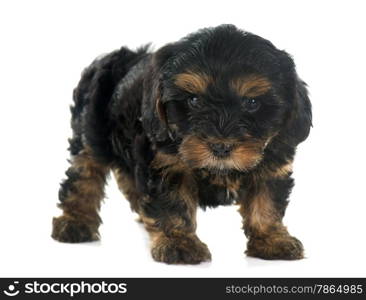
[164, 70, 284, 172]
[153, 26, 310, 173]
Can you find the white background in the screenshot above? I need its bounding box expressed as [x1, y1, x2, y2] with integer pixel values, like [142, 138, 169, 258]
[1, 0, 365, 277]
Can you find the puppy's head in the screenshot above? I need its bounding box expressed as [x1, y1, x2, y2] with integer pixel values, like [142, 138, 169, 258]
[145, 25, 312, 173]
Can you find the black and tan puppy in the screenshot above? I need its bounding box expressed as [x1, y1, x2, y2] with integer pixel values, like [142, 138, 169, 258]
[52, 25, 312, 264]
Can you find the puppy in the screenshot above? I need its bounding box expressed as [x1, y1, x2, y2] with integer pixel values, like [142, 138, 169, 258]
[52, 24, 312, 264]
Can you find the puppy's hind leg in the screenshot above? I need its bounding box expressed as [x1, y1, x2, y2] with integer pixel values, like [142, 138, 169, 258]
[113, 168, 141, 213]
[52, 148, 109, 243]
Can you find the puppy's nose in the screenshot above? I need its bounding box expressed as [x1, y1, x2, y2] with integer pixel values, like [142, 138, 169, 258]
[209, 143, 233, 158]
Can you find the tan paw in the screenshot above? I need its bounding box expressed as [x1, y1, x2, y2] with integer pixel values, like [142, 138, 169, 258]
[52, 215, 99, 243]
[151, 234, 211, 264]
[246, 234, 304, 260]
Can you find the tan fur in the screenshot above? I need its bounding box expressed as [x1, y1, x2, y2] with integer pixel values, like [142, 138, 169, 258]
[140, 214, 159, 239]
[151, 151, 197, 232]
[252, 161, 293, 180]
[139, 153, 207, 263]
[72, 148, 107, 177]
[174, 72, 211, 94]
[151, 151, 182, 170]
[179, 135, 264, 171]
[113, 168, 141, 211]
[176, 174, 198, 230]
[61, 149, 108, 217]
[238, 184, 304, 260]
[150, 231, 211, 264]
[151, 151, 189, 182]
[231, 74, 272, 98]
[210, 175, 241, 199]
[271, 162, 293, 178]
[240, 186, 283, 237]
[52, 148, 109, 242]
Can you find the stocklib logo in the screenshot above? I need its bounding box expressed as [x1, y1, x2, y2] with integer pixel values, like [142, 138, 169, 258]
[3, 281, 20, 297]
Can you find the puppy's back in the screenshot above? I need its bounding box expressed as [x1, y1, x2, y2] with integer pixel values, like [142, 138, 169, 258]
[69, 46, 149, 161]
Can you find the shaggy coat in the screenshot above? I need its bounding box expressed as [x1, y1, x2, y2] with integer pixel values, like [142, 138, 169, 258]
[52, 25, 312, 264]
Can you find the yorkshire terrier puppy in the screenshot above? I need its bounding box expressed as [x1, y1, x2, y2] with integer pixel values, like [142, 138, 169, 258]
[52, 24, 312, 264]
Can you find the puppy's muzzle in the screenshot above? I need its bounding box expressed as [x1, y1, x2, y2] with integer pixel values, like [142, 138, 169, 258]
[208, 143, 234, 158]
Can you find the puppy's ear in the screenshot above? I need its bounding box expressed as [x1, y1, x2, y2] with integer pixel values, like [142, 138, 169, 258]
[277, 53, 312, 147]
[155, 95, 167, 125]
[152, 75, 173, 139]
[150, 57, 168, 128]
[286, 77, 312, 146]
[281, 76, 312, 147]
[143, 43, 180, 142]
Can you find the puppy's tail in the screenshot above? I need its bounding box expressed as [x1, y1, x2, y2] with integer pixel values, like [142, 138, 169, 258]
[68, 45, 150, 159]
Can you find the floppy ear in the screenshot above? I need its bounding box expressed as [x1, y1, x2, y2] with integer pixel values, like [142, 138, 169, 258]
[142, 43, 180, 142]
[283, 76, 312, 146]
[275, 50, 312, 147]
[151, 67, 168, 128]
[152, 73, 175, 140]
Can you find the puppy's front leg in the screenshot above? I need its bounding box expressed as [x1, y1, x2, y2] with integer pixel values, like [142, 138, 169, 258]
[140, 174, 211, 264]
[239, 176, 304, 260]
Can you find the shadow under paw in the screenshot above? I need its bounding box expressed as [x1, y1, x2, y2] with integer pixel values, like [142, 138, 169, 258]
[246, 234, 304, 260]
[52, 216, 99, 243]
[151, 234, 211, 265]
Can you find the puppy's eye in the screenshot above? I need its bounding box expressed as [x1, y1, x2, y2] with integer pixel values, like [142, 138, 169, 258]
[243, 98, 260, 112]
[188, 95, 199, 107]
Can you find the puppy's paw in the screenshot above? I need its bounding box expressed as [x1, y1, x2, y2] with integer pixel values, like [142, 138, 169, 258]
[246, 234, 304, 260]
[151, 234, 211, 264]
[52, 215, 99, 243]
